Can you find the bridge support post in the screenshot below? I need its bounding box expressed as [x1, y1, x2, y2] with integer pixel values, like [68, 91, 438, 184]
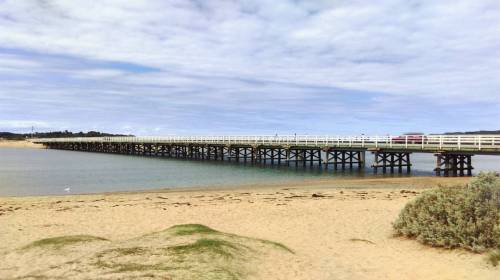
[229, 146, 237, 162]
[190, 145, 203, 160]
[206, 145, 224, 161]
[160, 144, 169, 157]
[434, 153, 473, 177]
[228, 146, 252, 163]
[323, 148, 365, 170]
[207, 145, 215, 160]
[240, 147, 246, 162]
[287, 148, 321, 168]
[219, 146, 225, 161]
[372, 151, 411, 174]
[255, 147, 287, 165]
[196, 145, 204, 160]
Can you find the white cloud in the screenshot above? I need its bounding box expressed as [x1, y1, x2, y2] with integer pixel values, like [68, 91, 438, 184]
[0, 0, 498, 134]
[0, 120, 52, 129]
[69, 69, 126, 79]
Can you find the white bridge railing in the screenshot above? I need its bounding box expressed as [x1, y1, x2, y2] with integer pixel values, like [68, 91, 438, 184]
[31, 135, 500, 152]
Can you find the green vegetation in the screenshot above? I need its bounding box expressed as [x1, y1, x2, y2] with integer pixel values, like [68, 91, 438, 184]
[82, 224, 292, 279]
[169, 224, 220, 236]
[394, 172, 500, 264]
[487, 250, 500, 266]
[165, 224, 293, 253]
[96, 247, 147, 257]
[13, 224, 293, 279]
[94, 259, 176, 273]
[349, 238, 375, 245]
[91, 226, 253, 279]
[168, 238, 240, 259]
[23, 235, 108, 250]
[254, 238, 294, 253]
[442, 130, 500, 135]
[0, 130, 132, 140]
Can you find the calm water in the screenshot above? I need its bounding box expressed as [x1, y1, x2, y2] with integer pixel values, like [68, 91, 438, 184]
[0, 148, 499, 196]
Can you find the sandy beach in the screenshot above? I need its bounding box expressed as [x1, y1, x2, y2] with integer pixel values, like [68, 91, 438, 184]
[0, 177, 497, 279]
[0, 140, 43, 149]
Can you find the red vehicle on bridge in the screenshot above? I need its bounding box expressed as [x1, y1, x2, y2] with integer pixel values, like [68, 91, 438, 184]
[391, 133, 427, 144]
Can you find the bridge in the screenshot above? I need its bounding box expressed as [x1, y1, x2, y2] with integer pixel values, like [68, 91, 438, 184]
[32, 134, 500, 177]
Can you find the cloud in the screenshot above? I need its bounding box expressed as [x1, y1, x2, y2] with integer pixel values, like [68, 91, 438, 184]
[0, 120, 52, 129]
[0, 0, 498, 134]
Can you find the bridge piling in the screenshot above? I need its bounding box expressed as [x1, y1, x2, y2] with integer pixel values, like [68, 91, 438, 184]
[323, 149, 365, 170]
[228, 146, 253, 163]
[434, 153, 473, 177]
[286, 148, 322, 168]
[372, 151, 411, 174]
[253, 147, 287, 165]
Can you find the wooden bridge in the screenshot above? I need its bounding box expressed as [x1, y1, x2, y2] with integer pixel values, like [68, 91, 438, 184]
[32, 135, 500, 177]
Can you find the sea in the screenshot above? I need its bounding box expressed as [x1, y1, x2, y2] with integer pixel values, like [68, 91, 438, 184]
[0, 148, 499, 196]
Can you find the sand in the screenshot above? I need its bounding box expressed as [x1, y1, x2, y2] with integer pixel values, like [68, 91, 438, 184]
[0, 140, 44, 149]
[0, 177, 497, 279]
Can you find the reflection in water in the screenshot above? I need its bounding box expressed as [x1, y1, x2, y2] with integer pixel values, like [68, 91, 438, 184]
[0, 148, 498, 196]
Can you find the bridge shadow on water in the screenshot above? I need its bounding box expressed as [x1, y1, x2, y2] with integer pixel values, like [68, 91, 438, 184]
[129, 152, 436, 178]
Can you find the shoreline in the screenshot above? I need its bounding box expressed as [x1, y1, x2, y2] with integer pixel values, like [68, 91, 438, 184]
[0, 176, 471, 199]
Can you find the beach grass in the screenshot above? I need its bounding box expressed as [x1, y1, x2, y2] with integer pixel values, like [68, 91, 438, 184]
[168, 238, 240, 259]
[90, 226, 257, 279]
[23, 235, 108, 250]
[96, 246, 148, 257]
[14, 224, 293, 279]
[164, 224, 293, 254]
[254, 238, 294, 253]
[169, 223, 221, 236]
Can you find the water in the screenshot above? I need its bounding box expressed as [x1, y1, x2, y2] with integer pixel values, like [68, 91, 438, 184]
[0, 148, 499, 196]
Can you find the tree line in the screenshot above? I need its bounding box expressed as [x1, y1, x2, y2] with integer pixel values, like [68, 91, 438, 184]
[0, 131, 133, 140]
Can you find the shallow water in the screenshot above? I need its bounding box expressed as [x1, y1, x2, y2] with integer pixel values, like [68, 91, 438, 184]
[0, 148, 498, 196]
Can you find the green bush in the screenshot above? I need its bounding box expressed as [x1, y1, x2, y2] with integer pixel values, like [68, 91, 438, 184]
[488, 250, 500, 266]
[393, 172, 500, 253]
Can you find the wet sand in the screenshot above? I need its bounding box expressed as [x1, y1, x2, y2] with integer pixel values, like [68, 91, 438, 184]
[0, 177, 497, 279]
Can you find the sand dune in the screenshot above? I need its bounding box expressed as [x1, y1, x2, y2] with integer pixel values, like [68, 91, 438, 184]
[1, 224, 295, 279]
[0, 178, 497, 279]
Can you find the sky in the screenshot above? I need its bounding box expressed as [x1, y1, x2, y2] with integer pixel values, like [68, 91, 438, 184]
[0, 0, 499, 136]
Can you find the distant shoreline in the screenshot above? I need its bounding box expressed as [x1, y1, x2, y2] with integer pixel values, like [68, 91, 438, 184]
[0, 140, 44, 149]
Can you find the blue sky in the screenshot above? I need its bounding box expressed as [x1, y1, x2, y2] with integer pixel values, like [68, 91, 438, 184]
[0, 0, 499, 135]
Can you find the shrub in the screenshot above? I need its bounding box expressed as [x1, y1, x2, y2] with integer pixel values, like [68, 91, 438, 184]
[488, 250, 500, 266]
[393, 172, 500, 253]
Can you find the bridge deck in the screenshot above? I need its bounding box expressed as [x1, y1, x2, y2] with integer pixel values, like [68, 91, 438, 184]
[32, 135, 500, 154]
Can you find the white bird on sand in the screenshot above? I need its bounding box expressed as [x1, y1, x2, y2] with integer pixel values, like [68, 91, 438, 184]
[64, 187, 71, 193]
